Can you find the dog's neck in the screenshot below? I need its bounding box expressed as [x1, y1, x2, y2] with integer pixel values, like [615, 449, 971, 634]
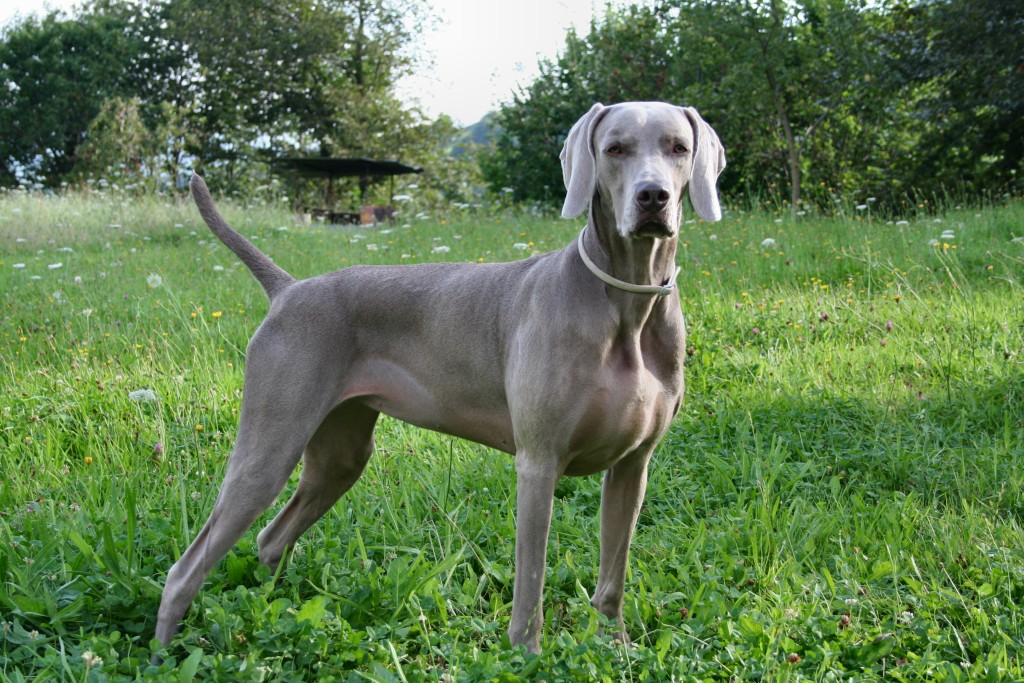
[585, 199, 681, 320]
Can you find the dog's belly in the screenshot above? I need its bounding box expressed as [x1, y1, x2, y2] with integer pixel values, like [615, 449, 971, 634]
[340, 359, 517, 453]
[386, 401, 516, 454]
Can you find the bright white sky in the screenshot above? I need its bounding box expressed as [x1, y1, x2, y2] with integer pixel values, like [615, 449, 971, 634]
[1, 0, 628, 126]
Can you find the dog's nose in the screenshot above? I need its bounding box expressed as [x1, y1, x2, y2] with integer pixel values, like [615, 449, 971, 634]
[635, 183, 670, 212]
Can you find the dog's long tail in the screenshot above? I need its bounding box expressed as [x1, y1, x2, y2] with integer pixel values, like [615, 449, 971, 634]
[190, 172, 295, 300]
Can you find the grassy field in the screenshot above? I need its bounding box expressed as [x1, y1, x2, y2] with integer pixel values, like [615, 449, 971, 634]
[1, 187, 1023, 681]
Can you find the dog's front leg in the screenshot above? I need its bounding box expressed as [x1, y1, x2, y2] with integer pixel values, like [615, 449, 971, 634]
[508, 454, 559, 654]
[591, 448, 652, 644]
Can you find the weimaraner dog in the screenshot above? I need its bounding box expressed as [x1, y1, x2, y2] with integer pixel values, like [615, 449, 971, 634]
[155, 101, 725, 654]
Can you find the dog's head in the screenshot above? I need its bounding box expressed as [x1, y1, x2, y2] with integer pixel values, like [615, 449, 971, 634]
[560, 102, 726, 237]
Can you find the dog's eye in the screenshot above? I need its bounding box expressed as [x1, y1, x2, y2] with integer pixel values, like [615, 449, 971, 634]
[605, 144, 624, 156]
[672, 143, 689, 155]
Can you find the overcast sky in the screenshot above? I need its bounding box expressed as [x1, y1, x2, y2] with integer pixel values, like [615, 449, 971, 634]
[1, 0, 627, 125]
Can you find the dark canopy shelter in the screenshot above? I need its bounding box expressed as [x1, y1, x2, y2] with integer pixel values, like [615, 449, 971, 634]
[271, 157, 423, 224]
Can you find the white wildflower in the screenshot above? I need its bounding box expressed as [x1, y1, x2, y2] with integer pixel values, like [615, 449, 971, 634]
[12, 263, 25, 269]
[146, 273, 162, 288]
[366, 244, 379, 251]
[48, 262, 62, 269]
[128, 389, 157, 402]
[431, 245, 451, 254]
[213, 265, 224, 271]
[895, 220, 909, 226]
[855, 204, 868, 211]
[513, 242, 530, 250]
[81, 308, 93, 317]
[760, 238, 777, 249]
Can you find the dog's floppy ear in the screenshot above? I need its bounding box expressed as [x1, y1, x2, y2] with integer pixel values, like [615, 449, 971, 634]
[560, 103, 608, 219]
[680, 106, 726, 222]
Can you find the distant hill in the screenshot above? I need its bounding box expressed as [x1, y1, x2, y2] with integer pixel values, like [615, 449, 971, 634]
[452, 112, 499, 157]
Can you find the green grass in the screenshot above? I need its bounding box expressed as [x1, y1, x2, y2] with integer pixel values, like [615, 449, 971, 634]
[2, 187, 1023, 681]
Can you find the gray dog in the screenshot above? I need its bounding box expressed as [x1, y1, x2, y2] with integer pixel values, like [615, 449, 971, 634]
[155, 101, 725, 654]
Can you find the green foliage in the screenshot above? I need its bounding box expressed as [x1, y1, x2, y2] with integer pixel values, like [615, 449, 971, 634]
[3, 0, 1018, 213]
[482, 8, 667, 207]
[482, 0, 1023, 214]
[885, 0, 1024, 197]
[1, 188, 1023, 679]
[0, 10, 144, 184]
[71, 97, 157, 190]
[141, 0, 435, 195]
[0, 0, 445, 199]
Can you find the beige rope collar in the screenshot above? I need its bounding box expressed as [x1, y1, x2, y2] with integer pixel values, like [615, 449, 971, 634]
[576, 228, 681, 296]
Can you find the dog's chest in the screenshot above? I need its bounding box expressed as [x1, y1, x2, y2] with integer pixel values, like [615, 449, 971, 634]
[563, 345, 682, 476]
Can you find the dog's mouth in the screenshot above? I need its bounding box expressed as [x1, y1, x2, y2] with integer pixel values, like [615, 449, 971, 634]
[632, 217, 674, 238]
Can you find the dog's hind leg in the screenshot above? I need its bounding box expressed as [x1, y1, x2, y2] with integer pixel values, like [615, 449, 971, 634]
[154, 422, 309, 645]
[257, 401, 379, 569]
[155, 337, 338, 646]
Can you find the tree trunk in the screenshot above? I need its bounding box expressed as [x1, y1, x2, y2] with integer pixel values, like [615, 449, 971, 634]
[748, 0, 802, 214]
[764, 66, 801, 213]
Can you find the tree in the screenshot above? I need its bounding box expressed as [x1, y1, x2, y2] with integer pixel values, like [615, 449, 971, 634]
[71, 97, 155, 188]
[0, 11, 144, 184]
[887, 0, 1024, 197]
[705, 0, 892, 211]
[0, 0, 434, 193]
[482, 6, 676, 206]
[482, 1, 904, 212]
[149, 0, 426, 150]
